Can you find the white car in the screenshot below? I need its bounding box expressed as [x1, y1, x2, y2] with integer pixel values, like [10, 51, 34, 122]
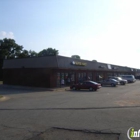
[120, 75, 136, 83]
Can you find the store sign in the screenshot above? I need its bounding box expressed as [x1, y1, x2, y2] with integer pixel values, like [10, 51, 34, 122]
[71, 61, 86, 66]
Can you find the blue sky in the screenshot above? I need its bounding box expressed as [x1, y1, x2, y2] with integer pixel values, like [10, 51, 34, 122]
[0, 0, 140, 68]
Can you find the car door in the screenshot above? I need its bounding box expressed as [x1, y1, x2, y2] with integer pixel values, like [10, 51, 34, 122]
[106, 79, 110, 85]
[78, 82, 87, 89]
[101, 80, 105, 85]
[78, 82, 84, 89]
[85, 82, 91, 89]
[82, 82, 88, 89]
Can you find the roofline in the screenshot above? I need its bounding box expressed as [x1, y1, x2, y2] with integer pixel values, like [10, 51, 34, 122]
[3, 55, 140, 70]
[57, 55, 140, 70]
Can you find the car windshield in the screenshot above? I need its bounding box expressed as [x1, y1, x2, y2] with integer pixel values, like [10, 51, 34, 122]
[88, 81, 98, 84]
[132, 76, 135, 78]
[111, 79, 117, 82]
[117, 77, 122, 80]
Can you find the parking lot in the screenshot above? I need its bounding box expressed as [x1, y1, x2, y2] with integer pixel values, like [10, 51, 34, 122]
[0, 81, 140, 140]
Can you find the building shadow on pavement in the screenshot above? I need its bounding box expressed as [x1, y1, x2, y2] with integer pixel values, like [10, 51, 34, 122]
[0, 84, 54, 95]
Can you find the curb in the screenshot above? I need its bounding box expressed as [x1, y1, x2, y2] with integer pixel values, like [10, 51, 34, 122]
[0, 96, 10, 101]
[52, 88, 70, 92]
[0, 85, 70, 92]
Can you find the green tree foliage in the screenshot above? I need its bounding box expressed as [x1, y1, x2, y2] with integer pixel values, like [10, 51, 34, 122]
[17, 50, 38, 58]
[0, 38, 24, 80]
[71, 55, 80, 59]
[0, 39, 36, 80]
[0, 38, 23, 59]
[17, 50, 29, 58]
[92, 60, 97, 62]
[0, 38, 38, 59]
[0, 59, 3, 80]
[38, 48, 59, 56]
[0, 38, 59, 80]
[28, 50, 38, 57]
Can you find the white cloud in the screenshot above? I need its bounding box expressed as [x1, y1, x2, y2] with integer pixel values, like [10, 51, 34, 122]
[0, 31, 15, 39]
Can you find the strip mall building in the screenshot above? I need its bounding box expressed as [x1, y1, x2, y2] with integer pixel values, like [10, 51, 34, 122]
[3, 55, 140, 88]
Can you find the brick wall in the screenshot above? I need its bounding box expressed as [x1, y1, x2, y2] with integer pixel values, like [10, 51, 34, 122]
[3, 68, 52, 88]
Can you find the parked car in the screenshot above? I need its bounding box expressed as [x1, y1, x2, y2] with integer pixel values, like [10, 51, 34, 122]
[99, 79, 119, 87]
[108, 76, 127, 85]
[119, 75, 136, 83]
[135, 75, 140, 80]
[70, 81, 101, 91]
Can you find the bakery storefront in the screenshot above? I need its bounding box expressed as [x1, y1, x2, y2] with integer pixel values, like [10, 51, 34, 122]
[3, 55, 137, 88]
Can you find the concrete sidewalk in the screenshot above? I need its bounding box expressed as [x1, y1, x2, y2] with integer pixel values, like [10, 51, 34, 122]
[0, 84, 70, 92]
[51, 86, 70, 91]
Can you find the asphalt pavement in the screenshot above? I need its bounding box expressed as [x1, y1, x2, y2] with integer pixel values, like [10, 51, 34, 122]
[0, 81, 140, 140]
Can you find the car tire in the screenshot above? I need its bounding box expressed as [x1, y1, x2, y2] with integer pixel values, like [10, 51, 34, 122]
[120, 82, 123, 85]
[72, 86, 76, 90]
[94, 88, 97, 91]
[89, 87, 93, 91]
[111, 83, 115, 87]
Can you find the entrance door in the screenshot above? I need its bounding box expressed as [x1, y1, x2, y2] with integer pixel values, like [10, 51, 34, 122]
[77, 72, 86, 83]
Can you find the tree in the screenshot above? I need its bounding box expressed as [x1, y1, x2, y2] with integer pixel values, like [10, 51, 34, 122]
[0, 38, 23, 80]
[92, 60, 97, 62]
[17, 50, 29, 58]
[71, 55, 80, 59]
[0, 38, 23, 59]
[0, 59, 3, 80]
[38, 48, 59, 56]
[17, 50, 38, 58]
[28, 50, 38, 57]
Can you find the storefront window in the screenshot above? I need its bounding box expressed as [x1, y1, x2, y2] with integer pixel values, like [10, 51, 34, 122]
[83, 72, 86, 81]
[87, 72, 92, 80]
[92, 72, 96, 81]
[61, 73, 65, 85]
[107, 73, 113, 76]
[71, 73, 75, 82]
[77, 72, 86, 82]
[113, 73, 117, 76]
[99, 73, 104, 78]
[57, 72, 76, 87]
[77, 73, 81, 83]
[96, 73, 103, 81]
[64, 73, 68, 85]
[57, 73, 60, 87]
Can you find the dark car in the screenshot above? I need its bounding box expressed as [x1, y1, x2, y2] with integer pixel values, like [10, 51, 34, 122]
[135, 75, 140, 80]
[70, 81, 101, 91]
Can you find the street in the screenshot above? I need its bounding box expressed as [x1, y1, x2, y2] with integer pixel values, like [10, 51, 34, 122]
[0, 81, 140, 140]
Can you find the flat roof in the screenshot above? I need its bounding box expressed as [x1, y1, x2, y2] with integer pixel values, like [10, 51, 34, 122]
[3, 55, 139, 72]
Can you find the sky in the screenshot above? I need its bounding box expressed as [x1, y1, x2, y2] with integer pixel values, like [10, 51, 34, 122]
[0, 0, 140, 68]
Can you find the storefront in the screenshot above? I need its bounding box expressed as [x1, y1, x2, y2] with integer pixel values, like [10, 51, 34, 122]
[56, 71, 76, 87]
[3, 55, 138, 88]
